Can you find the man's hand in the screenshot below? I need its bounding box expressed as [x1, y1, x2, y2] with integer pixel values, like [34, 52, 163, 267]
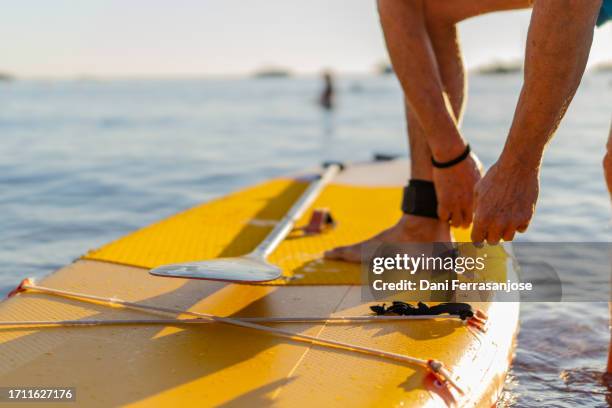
[471, 160, 539, 244]
[433, 152, 482, 228]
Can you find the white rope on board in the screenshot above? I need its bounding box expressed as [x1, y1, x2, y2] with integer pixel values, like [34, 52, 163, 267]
[7, 279, 466, 395]
[0, 313, 465, 327]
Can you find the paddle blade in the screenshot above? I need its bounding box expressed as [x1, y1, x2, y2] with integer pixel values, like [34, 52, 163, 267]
[149, 255, 282, 282]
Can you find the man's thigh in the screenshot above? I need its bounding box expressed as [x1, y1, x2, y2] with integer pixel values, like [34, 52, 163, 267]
[425, 0, 533, 24]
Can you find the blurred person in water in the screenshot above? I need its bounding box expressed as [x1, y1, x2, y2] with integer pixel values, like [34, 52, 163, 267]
[326, 0, 611, 262]
[319, 71, 335, 110]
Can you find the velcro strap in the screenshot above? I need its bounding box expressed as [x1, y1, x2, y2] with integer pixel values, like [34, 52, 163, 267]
[401, 179, 438, 219]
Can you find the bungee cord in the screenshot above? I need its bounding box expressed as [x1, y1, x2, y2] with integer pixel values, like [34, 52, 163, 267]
[5, 278, 487, 395]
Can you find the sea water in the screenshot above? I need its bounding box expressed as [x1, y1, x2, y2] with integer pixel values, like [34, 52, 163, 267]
[1, 73, 611, 406]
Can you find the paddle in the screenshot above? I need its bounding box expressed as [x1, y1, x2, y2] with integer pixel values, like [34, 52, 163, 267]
[149, 163, 343, 282]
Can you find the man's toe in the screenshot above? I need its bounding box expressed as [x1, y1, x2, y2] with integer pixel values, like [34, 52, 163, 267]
[324, 247, 345, 260]
[325, 244, 364, 263]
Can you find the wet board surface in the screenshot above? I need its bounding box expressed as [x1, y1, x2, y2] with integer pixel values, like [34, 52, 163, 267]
[0, 160, 519, 407]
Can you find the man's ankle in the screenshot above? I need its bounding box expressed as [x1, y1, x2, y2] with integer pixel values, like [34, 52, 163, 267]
[397, 214, 448, 233]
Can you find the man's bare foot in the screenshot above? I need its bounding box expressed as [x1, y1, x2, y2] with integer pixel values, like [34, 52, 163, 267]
[324, 215, 452, 262]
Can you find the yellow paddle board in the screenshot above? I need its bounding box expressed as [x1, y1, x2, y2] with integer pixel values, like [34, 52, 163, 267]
[0, 160, 519, 407]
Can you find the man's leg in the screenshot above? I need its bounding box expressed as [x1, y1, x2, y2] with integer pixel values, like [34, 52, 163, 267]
[603, 120, 612, 196]
[602, 120, 612, 374]
[325, 0, 531, 262]
[409, 16, 467, 179]
[325, 10, 466, 262]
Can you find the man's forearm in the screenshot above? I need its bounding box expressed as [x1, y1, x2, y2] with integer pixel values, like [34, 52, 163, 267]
[499, 0, 601, 170]
[378, 0, 467, 161]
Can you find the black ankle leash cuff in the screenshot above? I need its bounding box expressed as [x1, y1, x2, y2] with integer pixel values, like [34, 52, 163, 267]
[431, 144, 471, 169]
[401, 179, 438, 219]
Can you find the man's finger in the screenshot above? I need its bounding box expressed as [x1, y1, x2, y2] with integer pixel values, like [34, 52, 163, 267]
[450, 209, 463, 228]
[461, 208, 473, 228]
[471, 217, 487, 244]
[473, 185, 481, 207]
[471, 192, 481, 227]
[502, 227, 516, 242]
[516, 222, 530, 233]
[486, 222, 504, 245]
[437, 205, 451, 222]
[460, 194, 474, 228]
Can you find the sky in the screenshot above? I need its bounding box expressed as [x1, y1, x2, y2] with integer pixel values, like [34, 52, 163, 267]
[1, 0, 611, 78]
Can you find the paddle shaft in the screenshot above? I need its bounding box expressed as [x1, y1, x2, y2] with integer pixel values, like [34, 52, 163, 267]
[251, 164, 341, 258]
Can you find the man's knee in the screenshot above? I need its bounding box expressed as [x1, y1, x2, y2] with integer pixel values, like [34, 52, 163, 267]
[423, 0, 456, 28]
[377, 0, 429, 36]
[424, 0, 533, 26]
[378, 0, 423, 19]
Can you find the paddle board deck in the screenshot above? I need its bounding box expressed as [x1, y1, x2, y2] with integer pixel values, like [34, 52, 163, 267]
[0, 160, 519, 407]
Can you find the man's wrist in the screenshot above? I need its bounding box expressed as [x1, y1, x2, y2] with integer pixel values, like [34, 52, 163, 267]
[497, 151, 541, 175]
[430, 137, 468, 163]
[431, 145, 471, 168]
[500, 112, 548, 174]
